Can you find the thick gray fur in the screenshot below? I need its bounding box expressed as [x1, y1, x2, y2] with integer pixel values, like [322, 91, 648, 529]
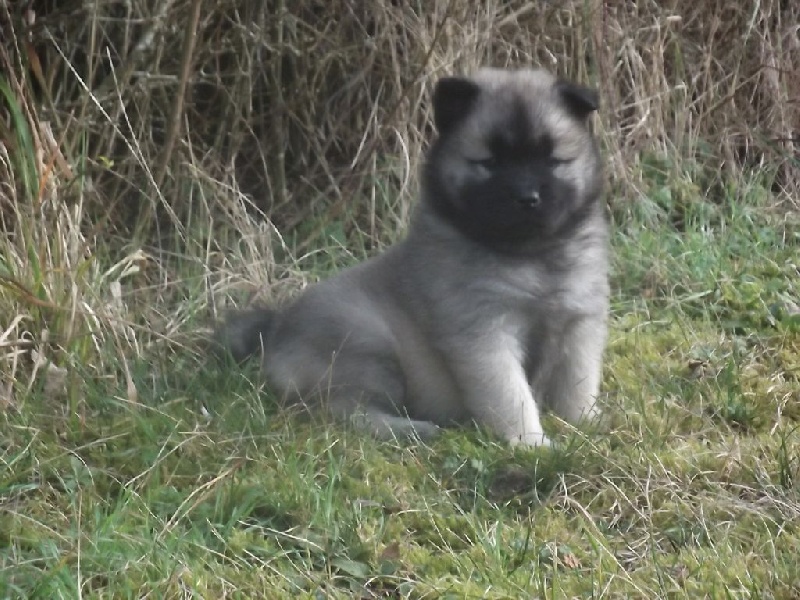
[215, 67, 610, 446]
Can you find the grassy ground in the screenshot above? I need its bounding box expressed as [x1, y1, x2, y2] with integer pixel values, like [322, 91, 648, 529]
[2, 155, 799, 598]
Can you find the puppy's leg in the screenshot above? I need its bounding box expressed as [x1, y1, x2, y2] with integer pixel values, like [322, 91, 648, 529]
[450, 333, 550, 447]
[326, 394, 441, 442]
[270, 346, 440, 441]
[545, 315, 607, 424]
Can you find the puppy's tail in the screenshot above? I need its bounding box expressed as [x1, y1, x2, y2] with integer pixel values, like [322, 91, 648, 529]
[211, 308, 276, 363]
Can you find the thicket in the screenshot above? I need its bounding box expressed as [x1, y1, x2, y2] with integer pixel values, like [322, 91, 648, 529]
[2, 1, 797, 231]
[0, 0, 797, 392]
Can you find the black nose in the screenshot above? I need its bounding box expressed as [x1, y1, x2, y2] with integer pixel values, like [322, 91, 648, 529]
[518, 189, 541, 209]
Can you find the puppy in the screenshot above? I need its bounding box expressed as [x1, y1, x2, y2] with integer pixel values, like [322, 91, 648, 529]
[215, 67, 610, 446]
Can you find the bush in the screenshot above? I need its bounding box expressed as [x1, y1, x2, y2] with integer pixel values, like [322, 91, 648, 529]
[3, 1, 798, 232]
[0, 0, 797, 392]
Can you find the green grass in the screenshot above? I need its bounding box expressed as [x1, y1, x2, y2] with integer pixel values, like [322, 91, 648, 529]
[2, 168, 800, 598]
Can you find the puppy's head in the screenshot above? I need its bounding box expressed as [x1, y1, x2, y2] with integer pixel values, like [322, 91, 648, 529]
[423, 68, 603, 249]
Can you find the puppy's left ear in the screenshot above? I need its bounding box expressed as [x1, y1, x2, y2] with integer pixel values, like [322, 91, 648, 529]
[432, 77, 481, 135]
[556, 80, 600, 120]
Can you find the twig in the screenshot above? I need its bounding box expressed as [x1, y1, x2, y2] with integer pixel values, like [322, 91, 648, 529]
[155, 0, 203, 188]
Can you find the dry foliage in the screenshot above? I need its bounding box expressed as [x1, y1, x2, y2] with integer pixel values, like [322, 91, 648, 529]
[3, 1, 798, 231]
[0, 0, 798, 393]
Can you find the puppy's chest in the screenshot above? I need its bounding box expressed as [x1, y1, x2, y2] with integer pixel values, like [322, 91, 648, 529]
[483, 261, 594, 314]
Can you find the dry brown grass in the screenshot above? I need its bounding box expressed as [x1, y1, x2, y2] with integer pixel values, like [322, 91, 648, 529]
[7, 1, 799, 224]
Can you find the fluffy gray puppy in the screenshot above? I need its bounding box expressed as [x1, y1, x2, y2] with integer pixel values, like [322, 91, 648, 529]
[215, 67, 610, 446]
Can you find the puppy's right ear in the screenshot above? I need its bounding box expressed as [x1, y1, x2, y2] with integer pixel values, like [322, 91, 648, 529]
[555, 80, 600, 120]
[433, 77, 481, 135]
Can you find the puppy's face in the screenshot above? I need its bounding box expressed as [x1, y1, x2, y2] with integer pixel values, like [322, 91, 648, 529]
[423, 68, 603, 248]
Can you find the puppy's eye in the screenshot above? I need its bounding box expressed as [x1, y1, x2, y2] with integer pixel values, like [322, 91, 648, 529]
[548, 156, 573, 166]
[469, 157, 497, 170]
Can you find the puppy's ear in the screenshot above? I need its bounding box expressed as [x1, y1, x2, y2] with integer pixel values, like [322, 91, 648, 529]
[555, 80, 599, 120]
[433, 77, 481, 135]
